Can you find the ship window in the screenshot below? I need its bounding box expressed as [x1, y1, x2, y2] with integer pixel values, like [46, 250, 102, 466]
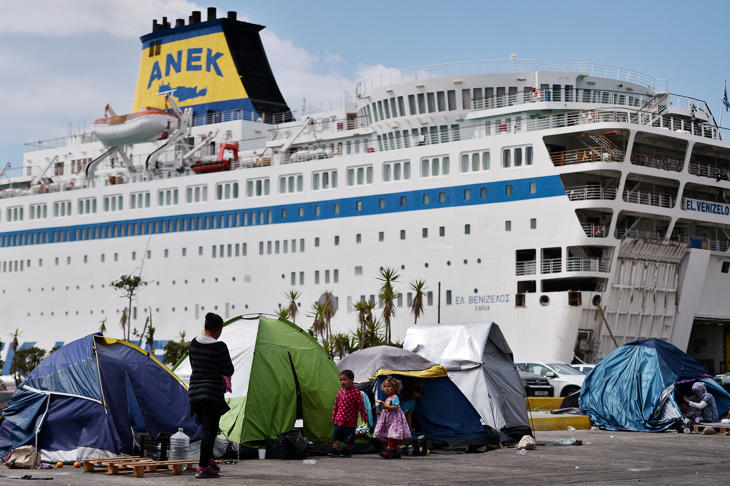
[503, 149, 511, 168]
[315, 270, 320, 284]
[334, 202, 340, 215]
[437, 91, 446, 111]
[379, 198, 385, 209]
[506, 184, 512, 196]
[462, 89, 471, 109]
[526, 146, 533, 165]
[383, 99, 390, 118]
[514, 147, 523, 167]
[464, 189, 471, 201]
[390, 98, 398, 118]
[356, 200, 362, 212]
[531, 218, 537, 229]
[465, 224, 471, 235]
[408, 94, 416, 114]
[315, 237, 320, 247]
[422, 228, 428, 238]
[400, 230, 406, 240]
[447, 90, 456, 110]
[384, 164, 391, 182]
[427, 92, 435, 113]
[377, 101, 384, 120]
[282, 208, 287, 219]
[397, 96, 405, 117]
[481, 187, 487, 199]
[417, 93, 425, 113]
[722, 262, 730, 273]
[439, 226, 445, 237]
[446, 290, 452, 305]
[423, 194, 429, 205]
[334, 235, 340, 245]
[439, 192, 445, 203]
[530, 181, 537, 193]
[505, 220, 512, 231]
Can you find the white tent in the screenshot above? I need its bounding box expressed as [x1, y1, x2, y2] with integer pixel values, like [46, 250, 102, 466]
[403, 322, 530, 439]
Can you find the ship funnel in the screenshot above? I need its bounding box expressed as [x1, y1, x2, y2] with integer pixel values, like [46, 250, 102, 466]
[134, 9, 293, 122]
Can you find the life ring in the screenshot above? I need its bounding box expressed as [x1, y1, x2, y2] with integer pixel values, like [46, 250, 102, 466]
[533, 89, 543, 101]
[583, 111, 595, 122]
[66, 180, 75, 190]
[39, 185, 49, 194]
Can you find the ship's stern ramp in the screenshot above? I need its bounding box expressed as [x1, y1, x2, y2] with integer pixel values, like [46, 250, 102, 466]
[586, 238, 688, 360]
[132, 9, 292, 123]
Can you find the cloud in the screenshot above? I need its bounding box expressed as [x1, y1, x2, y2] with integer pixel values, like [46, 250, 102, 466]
[0, 0, 202, 38]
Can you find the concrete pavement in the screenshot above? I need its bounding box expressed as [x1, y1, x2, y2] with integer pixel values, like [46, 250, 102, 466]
[2, 429, 727, 485]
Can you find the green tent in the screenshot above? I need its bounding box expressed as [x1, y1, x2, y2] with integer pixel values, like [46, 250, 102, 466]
[175, 316, 340, 444]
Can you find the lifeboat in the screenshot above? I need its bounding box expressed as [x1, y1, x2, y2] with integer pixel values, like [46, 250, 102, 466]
[191, 142, 239, 174]
[92, 105, 178, 146]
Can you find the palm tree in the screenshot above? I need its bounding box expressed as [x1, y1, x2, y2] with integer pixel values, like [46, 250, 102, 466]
[178, 330, 187, 343]
[377, 267, 400, 343]
[276, 304, 289, 320]
[329, 333, 353, 359]
[98, 318, 107, 335]
[145, 326, 156, 355]
[285, 290, 300, 323]
[308, 303, 326, 341]
[353, 300, 375, 349]
[321, 291, 336, 341]
[410, 279, 427, 324]
[10, 329, 21, 353]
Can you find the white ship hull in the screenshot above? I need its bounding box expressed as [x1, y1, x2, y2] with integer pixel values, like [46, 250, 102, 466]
[2, 10, 730, 375]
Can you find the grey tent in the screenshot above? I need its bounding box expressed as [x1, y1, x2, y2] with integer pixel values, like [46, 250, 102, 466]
[403, 323, 531, 442]
[338, 346, 499, 450]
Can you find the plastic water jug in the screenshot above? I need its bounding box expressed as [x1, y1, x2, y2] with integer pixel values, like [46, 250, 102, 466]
[169, 427, 190, 460]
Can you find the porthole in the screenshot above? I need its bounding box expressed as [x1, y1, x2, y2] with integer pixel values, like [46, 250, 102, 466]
[463, 259, 468, 265]
[540, 295, 550, 306]
[447, 261, 451, 266]
[592, 295, 602, 306]
[400, 265, 405, 270]
[424, 263, 429, 268]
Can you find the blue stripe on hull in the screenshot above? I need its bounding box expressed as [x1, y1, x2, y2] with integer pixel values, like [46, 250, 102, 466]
[0, 175, 565, 248]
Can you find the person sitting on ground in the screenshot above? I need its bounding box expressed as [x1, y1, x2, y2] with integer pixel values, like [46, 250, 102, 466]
[188, 312, 234, 479]
[400, 382, 425, 433]
[682, 382, 719, 424]
[330, 369, 368, 458]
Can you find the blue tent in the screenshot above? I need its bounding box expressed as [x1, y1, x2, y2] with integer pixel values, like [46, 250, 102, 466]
[338, 346, 498, 450]
[0, 334, 200, 462]
[579, 338, 730, 432]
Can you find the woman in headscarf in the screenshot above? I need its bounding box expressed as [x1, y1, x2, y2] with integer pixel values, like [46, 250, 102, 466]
[682, 382, 719, 423]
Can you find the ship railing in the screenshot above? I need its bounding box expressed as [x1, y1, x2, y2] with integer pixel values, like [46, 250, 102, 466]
[566, 257, 611, 272]
[630, 152, 683, 172]
[622, 190, 676, 209]
[688, 161, 730, 181]
[670, 235, 730, 252]
[549, 146, 624, 166]
[565, 185, 617, 201]
[515, 260, 536, 276]
[527, 108, 722, 140]
[356, 58, 662, 93]
[541, 258, 562, 274]
[282, 148, 337, 164]
[471, 88, 658, 111]
[615, 228, 666, 240]
[192, 109, 295, 127]
[24, 133, 98, 151]
[581, 223, 609, 238]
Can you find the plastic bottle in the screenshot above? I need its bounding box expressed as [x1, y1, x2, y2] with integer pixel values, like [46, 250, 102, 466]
[169, 427, 190, 461]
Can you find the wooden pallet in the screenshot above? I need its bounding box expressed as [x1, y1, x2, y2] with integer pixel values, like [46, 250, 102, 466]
[692, 423, 730, 434]
[82, 456, 198, 477]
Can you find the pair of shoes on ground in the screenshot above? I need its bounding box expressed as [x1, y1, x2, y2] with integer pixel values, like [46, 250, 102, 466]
[379, 448, 401, 459]
[195, 464, 220, 479]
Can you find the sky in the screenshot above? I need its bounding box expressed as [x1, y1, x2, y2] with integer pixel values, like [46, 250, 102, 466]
[1, 0, 729, 169]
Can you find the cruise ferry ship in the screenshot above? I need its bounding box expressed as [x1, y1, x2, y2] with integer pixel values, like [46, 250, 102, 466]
[2, 8, 730, 375]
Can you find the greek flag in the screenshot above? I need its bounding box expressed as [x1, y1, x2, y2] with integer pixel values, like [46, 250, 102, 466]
[723, 82, 729, 112]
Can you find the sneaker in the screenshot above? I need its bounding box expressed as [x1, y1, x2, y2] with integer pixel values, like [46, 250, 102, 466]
[195, 466, 219, 479]
[327, 448, 339, 457]
[378, 448, 392, 459]
[208, 459, 220, 472]
[339, 450, 352, 458]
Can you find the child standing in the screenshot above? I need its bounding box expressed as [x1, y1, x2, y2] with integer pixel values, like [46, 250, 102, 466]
[330, 369, 368, 457]
[373, 376, 411, 459]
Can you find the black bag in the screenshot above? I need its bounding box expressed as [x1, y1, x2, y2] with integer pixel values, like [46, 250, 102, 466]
[265, 430, 309, 460]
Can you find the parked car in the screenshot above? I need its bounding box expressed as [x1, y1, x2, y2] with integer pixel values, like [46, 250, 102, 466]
[570, 364, 596, 374]
[518, 371, 554, 397]
[515, 361, 585, 397]
[714, 373, 730, 393]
